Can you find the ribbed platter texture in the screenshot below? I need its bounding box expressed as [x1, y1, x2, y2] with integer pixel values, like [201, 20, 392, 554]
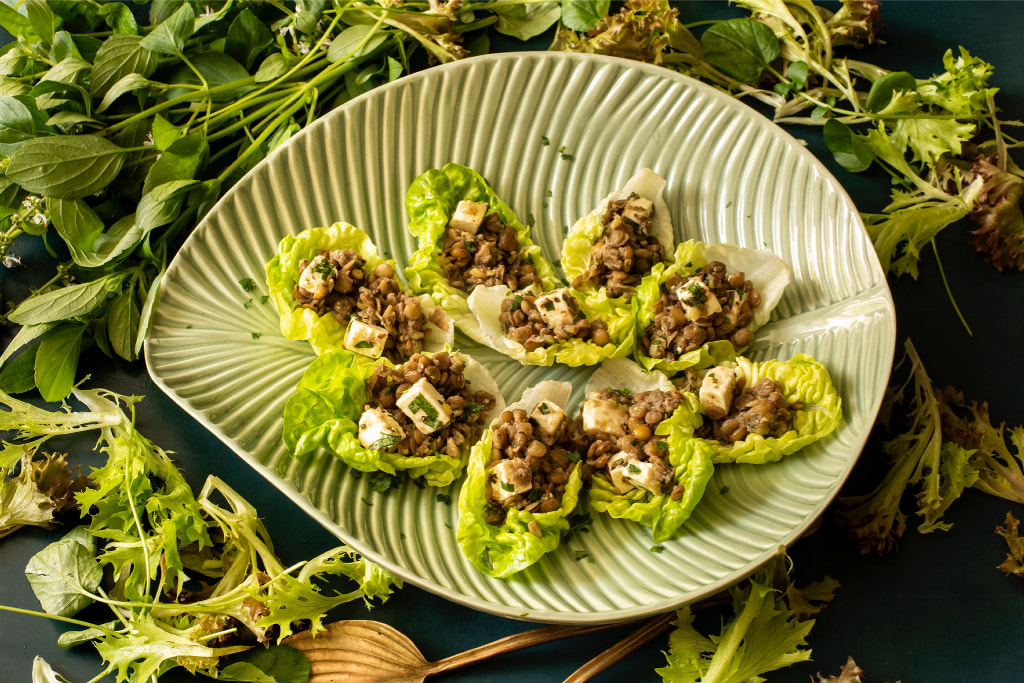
[145, 53, 895, 623]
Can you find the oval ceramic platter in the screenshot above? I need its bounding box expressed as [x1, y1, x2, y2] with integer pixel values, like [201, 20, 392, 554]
[145, 52, 895, 624]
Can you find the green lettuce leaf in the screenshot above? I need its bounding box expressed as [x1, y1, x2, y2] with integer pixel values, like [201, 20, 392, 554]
[456, 381, 583, 577]
[281, 349, 504, 486]
[689, 354, 842, 465]
[466, 284, 634, 366]
[265, 223, 454, 355]
[582, 359, 715, 542]
[633, 240, 791, 376]
[561, 167, 674, 304]
[403, 163, 560, 345]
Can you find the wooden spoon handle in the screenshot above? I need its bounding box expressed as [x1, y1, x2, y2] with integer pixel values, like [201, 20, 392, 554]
[424, 617, 654, 676]
[560, 611, 676, 683]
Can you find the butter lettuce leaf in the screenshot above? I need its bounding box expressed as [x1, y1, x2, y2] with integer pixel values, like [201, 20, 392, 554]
[403, 163, 560, 346]
[265, 223, 453, 356]
[281, 350, 503, 486]
[456, 381, 583, 577]
[634, 240, 791, 376]
[692, 354, 842, 465]
[466, 284, 634, 366]
[562, 167, 674, 304]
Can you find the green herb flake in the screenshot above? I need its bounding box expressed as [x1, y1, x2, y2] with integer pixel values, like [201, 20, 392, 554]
[370, 434, 401, 451]
[566, 451, 580, 463]
[541, 136, 550, 146]
[538, 403, 551, 415]
[361, 496, 373, 506]
[409, 394, 438, 420]
[464, 401, 483, 415]
[481, 549, 493, 570]
[500, 481, 515, 493]
[436, 493, 451, 504]
[543, 301, 555, 311]
[720, 485, 730, 495]
[627, 463, 641, 475]
[464, 240, 477, 252]
[650, 545, 666, 553]
[354, 340, 374, 348]
[238, 278, 256, 292]
[250, 331, 262, 340]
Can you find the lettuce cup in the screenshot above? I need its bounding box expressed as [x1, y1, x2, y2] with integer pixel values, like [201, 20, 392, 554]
[457, 381, 585, 578]
[634, 241, 791, 376]
[465, 283, 634, 366]
[282, 349, 504, 487]
[675, 353, 842, 464]
[580, 359, 715, 543]
[266, 223, 453, 360]
[404, 163, 561, 346]
[562, 168, 674, 303]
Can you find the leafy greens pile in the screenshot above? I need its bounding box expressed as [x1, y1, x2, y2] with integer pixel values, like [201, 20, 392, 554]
[0, 386, 399, 683]
[0, 0, 611, 403]
[553, 0, 1023, 281]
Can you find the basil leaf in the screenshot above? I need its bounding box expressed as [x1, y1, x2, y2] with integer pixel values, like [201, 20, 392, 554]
[47, 197, 108, 266]
[107, 288, 140, 362]
[135, 261, 166, 355]
[0, 95, 40, 145]
[166, 52, 255, 103]
[226, 8, 274, 70]
[219, 645, 310, 683]
[0, 322, 57, 368]
[8, 272, 125, 325]
[701, 18, 780, 84]
[97, 2, 138, 34]
[0, 342, 39, 394]
[34, 323, 86, 402]
[865, 70, 917, 113]
[560, 0, 610, 32]
[89, 33, 158, 99]
[25, 0, 59, 47]
[139, 2, 195, 56]
[823, 118, 874, 173]
[25, 532, 102, 617]
[143, 130, 206, 193]
[327, 25, 389, 63]
[96, 73, 157, 113]
[6, 134, 130, 198]
[136, 179, 199, 234]
[254, 53, 290, 83]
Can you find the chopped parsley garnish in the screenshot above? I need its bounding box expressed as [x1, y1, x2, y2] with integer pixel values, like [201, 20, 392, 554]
[354, 340, 374, 348]
[627, 463, 641, 475]
[526, 213, 535, 228]
[508, 294, 523, 311]
[464, 240, 477, 252]
[409, 394, 438, 420]
[526, 488, 543, 502]
[650, 545, 666, 553]
[464, 401, 483, 415]
[260, 295, 269, 305]
[656, 440, 668, 451]
[250, 331, 262, 340]
[370, 434, 402, 451]
[500, 481, 516, 493]
[566, 451, 580, 463]
[423, 416, 443, 430]
[368, 471, 397, 492]
[361, 496, 373, 506]
[720, 485, 731, 495]
[544, 189, 552, 197]
[622, 216, 640, 229]
[313, 259, 335, 278]
[537, 402, 551, 415]
[543, 301, 555, 311]
[685, 281, 708, 304]
[238, 277, 256, 292]
[436, 493, 451, 505]
[574, 550, 592, 562]
[243, 299, 253, 309]
[541, 136, 550, 146]
[481, 549, 493, 570]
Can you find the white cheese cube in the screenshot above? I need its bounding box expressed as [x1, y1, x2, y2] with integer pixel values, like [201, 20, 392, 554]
[358, 408, 405, 450]
[674, 277, 722, 322]
[721, 291, 743, 327]
[534, 289, 575, 328]
[489, 459, 533, 503]
[449, 200, 488, 234]
[607, 451, 636, 494]
[297, 254, 334, 299]
[699, 365, 737, 420]
[531, 400, 565, 443]
[518, 281, 543, 298]
[396, 377, 453, 434]
[344, 319, 388, 359]
[581, 394, 628, 436]
[622, 196, 654, 226]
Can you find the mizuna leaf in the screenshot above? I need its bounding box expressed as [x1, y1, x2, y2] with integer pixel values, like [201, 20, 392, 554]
[6, 134, 132, 198]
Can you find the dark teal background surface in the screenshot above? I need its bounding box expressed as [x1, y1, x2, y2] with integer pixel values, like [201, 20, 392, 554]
[3, 2, 1024, 682]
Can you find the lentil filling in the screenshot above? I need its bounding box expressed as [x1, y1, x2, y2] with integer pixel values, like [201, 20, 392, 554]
[696, 376, 800, 443]
[572, 194, 666, 299]
[499, 289, 611, 351]
[440, 210, 542, 292]
[641, 261, 763, 361]
[362, 352, 496, 458]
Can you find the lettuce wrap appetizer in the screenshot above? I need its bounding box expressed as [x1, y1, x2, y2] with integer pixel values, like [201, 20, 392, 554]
[457, 381, 585, 578]
[581, 359, 715, 543]
[465, 283, 634, 366]
[634, 241, 791, 376]
[266, 223, 453, 360]
[404, 163, 561, 346]
[562, 168, 674, 302]
[282, 349, 504, 487]
[676, 353, 842, 465]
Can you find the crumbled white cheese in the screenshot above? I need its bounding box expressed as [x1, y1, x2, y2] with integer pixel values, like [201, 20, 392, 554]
[622, 196, 654, 226]
[608, 451, 664, 496]
[581, 394, 628, 436]
[344, 319, 388, 359]
[297, 254, 334, 299]
[490, 459, 533, 503]
[674, 277, 722, 322]
[531, 400, 565, 443]
[699, 365, 737, 420]
[449, 200, 488, 234]
[534, 289, 575, 328]
[396, 377, 453, 434]
[358, 407, 405, 450]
